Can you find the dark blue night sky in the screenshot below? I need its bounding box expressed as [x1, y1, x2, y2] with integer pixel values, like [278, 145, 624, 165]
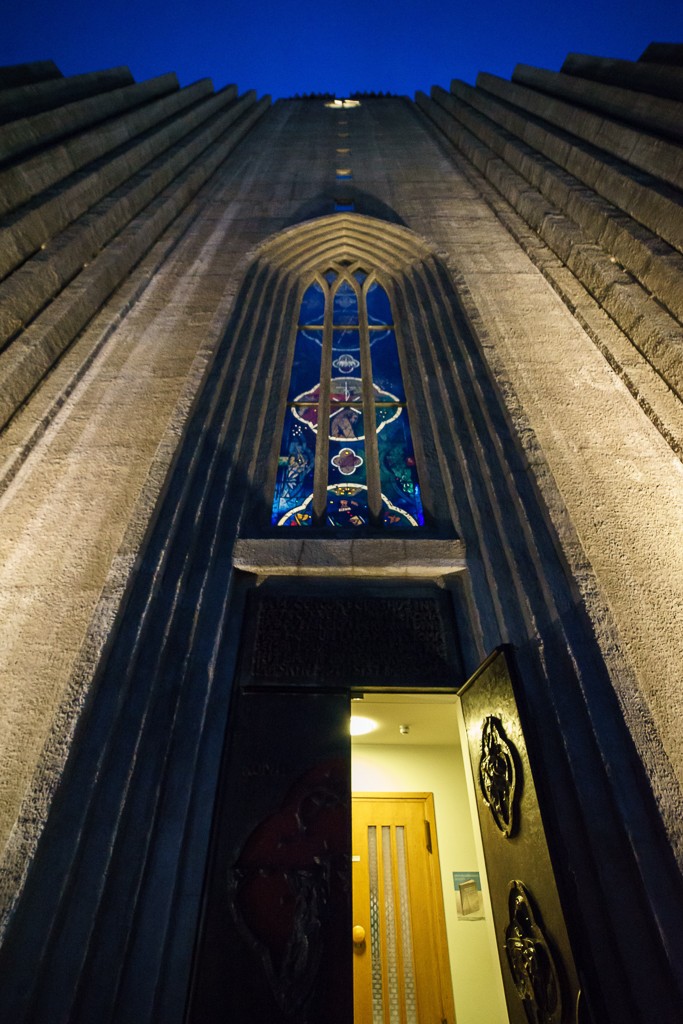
[2, 0, 683, 99]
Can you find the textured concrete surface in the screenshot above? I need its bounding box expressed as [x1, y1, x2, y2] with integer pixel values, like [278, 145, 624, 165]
[425, 86, 683, 320]
[0, 77, 214, 217]
[0, 73, 179, 164]
[0, 85, 248, 277]
[0, 93, 267, 431]
[511, 63, 683, 143]
[0, 247, 229, 850]
[0, 78, 682, 920]
[448, 79, 683, 253]
[561, 52, 683, 103]
[0, 62, 61, 90]
[232, 537, 467, 576]
[0, 81, 682, 1022]
[476, 71, 683, 190]
[0, 67, 133, 123]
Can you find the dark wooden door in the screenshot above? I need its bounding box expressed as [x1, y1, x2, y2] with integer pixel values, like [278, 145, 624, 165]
[186, 689, 352, 1024]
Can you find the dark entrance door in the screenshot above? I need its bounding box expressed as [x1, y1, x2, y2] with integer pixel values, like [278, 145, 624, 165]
[185, 582, 462, 1024]
[459, 648, 583, 1024]
[187, 643, 586, 1024]
[186, 688, 352, 1024]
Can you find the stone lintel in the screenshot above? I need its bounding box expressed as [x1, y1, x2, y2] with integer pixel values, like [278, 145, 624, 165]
[232, 537, 467, 578]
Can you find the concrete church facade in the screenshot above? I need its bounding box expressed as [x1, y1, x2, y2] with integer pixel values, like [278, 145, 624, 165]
[0, 42, 682, 1023]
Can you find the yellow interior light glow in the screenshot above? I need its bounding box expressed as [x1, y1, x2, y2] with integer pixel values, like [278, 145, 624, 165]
[350, 715, 378, 737]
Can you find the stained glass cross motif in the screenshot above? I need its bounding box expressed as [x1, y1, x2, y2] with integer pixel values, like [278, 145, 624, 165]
[272, 268, 424, 528]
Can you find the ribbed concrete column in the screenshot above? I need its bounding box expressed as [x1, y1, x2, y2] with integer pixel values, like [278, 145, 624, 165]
[561, 52, 683, 101]
[0, 65, 270, 433]
[0, 67, 134, 122]
[0, 72, 179, 163]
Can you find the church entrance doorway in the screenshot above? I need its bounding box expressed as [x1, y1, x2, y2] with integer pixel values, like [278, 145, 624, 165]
[350, 695, 508, 1024]
[185, 581, 580, 1024]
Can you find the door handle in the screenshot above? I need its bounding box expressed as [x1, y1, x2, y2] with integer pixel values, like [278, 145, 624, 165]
[352, 925, 366, 946]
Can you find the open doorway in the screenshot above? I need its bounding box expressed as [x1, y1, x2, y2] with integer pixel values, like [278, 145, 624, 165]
[351, 693, 509, 1024]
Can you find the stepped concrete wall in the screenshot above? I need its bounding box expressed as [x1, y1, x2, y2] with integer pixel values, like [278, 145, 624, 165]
[0, 44, 681, 1021]
[0, 62, 270, 875]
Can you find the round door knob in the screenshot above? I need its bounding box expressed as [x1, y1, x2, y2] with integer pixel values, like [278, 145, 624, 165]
[352, 925, 366, 945]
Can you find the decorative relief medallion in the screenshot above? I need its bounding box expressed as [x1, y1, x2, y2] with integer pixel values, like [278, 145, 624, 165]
[478, 715, 518, 837]
[227, 760, 349, 1018]
[504, 880, 563, 1024]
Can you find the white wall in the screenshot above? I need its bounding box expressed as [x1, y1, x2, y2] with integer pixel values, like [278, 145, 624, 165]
[352, 742, 508, 1024]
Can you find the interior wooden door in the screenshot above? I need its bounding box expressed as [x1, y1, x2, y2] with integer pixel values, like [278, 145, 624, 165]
[352, 794, 455, 1024]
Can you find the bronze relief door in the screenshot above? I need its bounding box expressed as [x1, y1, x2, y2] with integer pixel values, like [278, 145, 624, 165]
[186, 688, 352, 1024]
[459, 648, 582, 1024]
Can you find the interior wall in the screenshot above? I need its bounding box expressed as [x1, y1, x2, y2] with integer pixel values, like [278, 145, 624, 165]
[352, 741, 508, 1024]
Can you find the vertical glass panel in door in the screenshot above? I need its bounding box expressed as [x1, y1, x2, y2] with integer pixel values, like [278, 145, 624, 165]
[395, 826, 418, 1024]
[382, 825, 401, 1024]
[367, 826, 384, 1024]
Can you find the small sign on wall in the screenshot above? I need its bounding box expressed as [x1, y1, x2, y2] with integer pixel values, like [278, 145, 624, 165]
[453, 871, 484, 920]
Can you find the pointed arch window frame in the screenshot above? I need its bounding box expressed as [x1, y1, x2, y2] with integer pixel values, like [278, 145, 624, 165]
[271, 259, 425, 529]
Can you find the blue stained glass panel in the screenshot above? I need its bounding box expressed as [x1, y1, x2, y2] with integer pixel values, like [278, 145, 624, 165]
[327, 485, 369, 526]
[277, 498, 315, 526]
[354, 270, 367, 284]
[366, 282, 393, 326]
[381, 501, 418, 528]
[288, 329, 323, 400]
[299, 281, 325, 325]
[333, 282, 359, 325]
[329, 439, 367, 488]
[374, 391, 402, 434]
[330, 401, 364, 441]
[271, 409, 315, 525]
[329, 377, 362, 402]
[369, 329, 405, 400]
[377, 411, 424, 527]
[332, 328, 360, 353]
[332, 350, 361, 376]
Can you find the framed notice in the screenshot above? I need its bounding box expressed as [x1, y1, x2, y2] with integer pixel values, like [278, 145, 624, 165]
[453, 871, 484, 920]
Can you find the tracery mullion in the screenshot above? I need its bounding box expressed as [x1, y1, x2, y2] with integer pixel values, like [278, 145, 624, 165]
[360, 275, 382, 525]
[312, 278, 333, 525]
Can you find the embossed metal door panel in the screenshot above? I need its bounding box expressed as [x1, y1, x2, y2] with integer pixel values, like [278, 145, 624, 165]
[459, 649, 580, 1024]
[186, 690, 352, 1024]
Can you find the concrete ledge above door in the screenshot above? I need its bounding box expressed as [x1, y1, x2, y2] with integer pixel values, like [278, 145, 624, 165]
[232, 538, 467, 579]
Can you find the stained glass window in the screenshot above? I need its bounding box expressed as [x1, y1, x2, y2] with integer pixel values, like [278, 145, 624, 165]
[272, 268, 424, 528]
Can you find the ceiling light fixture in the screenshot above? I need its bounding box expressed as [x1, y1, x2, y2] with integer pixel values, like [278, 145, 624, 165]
[350, 715, 378, 736]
